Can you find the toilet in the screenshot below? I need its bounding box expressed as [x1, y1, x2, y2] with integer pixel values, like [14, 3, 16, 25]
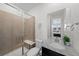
[26, 39, 42, 56]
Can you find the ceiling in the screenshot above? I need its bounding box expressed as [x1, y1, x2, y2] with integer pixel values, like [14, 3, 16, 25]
[12, 3, 42, 12]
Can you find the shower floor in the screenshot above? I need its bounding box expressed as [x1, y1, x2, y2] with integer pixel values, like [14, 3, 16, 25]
[4, 47, 29, 56]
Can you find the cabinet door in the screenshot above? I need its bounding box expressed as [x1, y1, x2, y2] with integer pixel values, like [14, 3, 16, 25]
[24, 16, 35, 42]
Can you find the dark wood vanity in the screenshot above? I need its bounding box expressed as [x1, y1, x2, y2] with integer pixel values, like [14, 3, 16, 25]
[42, 47, 65, 56]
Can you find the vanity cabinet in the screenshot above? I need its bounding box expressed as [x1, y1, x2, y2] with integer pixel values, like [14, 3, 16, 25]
[42, 47, 65, 56]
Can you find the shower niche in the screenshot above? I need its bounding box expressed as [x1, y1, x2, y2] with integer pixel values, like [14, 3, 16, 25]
[48, 9, 66, 45]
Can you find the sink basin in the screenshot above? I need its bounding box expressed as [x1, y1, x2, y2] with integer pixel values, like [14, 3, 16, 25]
[50, 42, 65, 50]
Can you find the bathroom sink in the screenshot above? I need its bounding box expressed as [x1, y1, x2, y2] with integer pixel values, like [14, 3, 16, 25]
[50, 42, 65, 50]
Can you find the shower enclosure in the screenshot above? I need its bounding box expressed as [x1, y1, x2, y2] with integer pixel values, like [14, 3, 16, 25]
[0, 3, 35, 55]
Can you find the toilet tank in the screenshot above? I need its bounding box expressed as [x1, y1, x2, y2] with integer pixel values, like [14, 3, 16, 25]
[36, 39, 42, 48]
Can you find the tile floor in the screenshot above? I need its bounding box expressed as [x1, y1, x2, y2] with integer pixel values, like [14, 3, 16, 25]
[4, 47, 29, 56]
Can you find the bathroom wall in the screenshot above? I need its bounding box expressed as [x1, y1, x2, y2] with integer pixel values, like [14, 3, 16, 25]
[24, 16, 35, 42]
[28, 3, 79, 53]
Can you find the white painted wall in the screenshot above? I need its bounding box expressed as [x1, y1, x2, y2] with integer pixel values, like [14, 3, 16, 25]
[28, 3, 79, 53]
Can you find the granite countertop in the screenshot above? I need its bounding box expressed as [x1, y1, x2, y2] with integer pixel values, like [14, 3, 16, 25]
[42, 41, 79, 56]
